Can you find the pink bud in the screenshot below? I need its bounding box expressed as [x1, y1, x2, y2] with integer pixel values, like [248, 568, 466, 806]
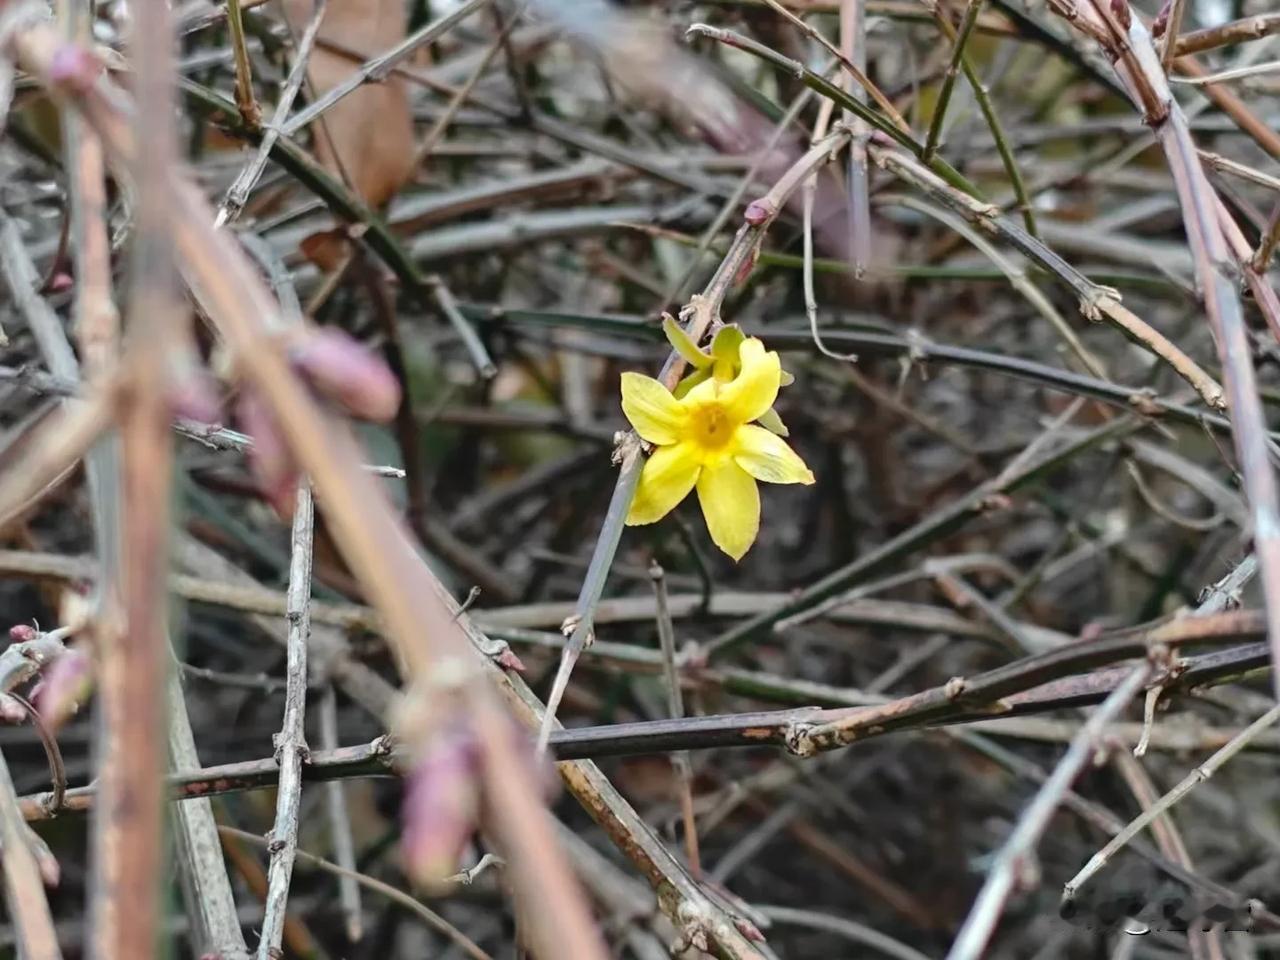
[48, 45, 104, 93]
[734, 918, 766, 943]
[495, 648, 526, 673]
[45, 272, 74, 294]
[237, 391, 298, 518]
[8, 625, 36, 643]
[1152, 0, 1171, 36]
[169, 375, 224, 426]
[743, 199, 776, 226]
[34, 649, 93, 733]
[1110, 0, 1132, 29]
[289, 329, 401, 423]
[401, 726, 482, 890]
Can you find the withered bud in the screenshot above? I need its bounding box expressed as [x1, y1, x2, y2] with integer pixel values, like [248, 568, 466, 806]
[1110, 0, 1132, 30]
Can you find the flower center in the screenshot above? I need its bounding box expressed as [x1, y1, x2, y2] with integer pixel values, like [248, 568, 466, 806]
[689, 403, 733, 451]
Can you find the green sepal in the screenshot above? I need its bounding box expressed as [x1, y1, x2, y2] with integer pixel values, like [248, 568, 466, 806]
[757, 406, 789, 437]
[663, 314, 713, 369]
[673, 366, 711, 399]
[779, 369, 795, 387]
[710, 325, 745, 364]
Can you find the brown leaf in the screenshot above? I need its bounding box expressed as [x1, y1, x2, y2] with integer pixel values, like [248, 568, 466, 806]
[281, 0, 416, 210]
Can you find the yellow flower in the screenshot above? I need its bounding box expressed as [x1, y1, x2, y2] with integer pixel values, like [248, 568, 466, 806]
[621, 337, 815, 561]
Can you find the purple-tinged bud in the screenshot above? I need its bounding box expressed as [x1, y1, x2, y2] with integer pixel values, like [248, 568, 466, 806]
[237, 391, 298, 518]
[8, 625, 36, 643]
[743, 199, 777, 226]
[47, 45, 104, 94]
[401, 726, 482, 891]
[168, 375, 223, 426]
[289, 329, 401, 423]
[495, 648, 526, 673]
[1152, 0, 1172, 36]
[734, 918, 766, 943]
[34, 649, 93, 733]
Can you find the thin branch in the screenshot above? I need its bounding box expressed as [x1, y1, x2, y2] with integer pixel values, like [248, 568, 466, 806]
[923, 0, 985, 162]
[167, 670, 252, 959]
[225, 0, 262, 128]
[257, 483, 314, 960]
[1158, 0, 1188, 73]
[1174, 13, 1280, 56]
[650, 562, 700, 878]
[318, 686, 362, 944]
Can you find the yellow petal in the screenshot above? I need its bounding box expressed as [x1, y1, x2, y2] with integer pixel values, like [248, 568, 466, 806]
[718, 337, 781, 425]
[733, 424, 814, 485]
[696, 458, 759, 561]
[621, 372, 687, 445]
[627, 443, 701, 525]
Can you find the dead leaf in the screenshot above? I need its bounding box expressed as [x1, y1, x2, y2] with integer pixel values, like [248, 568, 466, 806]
[281, 0, 416, 261]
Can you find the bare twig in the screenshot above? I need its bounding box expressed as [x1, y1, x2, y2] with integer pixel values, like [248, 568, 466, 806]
[1174, 13, 1280, 56]
[167, 671, 252, 959]
[318, 685, 362, 943]
[650, 562, 700, 877]
[258, 483, 314, 959]
[225, 0, 262, 127]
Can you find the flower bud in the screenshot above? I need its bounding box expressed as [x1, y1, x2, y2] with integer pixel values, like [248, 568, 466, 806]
[1152, 0, 1172, 36]
[401, 725, 482, 891]
[743, 198, 777, 226]
[48, 45, 104, 94]
[289, 329, 401, 423]
[237, 391, 298, 517]
[8, 625, 36, 643]
[33, 649, 93, 733]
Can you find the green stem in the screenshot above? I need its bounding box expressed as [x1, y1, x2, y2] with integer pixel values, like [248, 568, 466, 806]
[923, 0, 984, 162]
